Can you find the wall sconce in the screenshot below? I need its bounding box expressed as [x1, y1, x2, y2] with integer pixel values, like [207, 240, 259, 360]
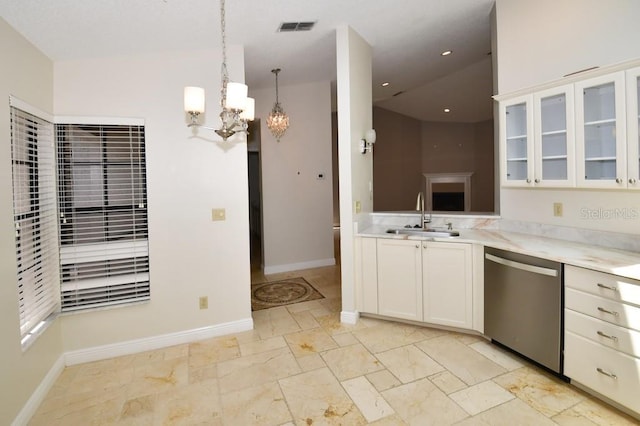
[360, 129, 377, 154]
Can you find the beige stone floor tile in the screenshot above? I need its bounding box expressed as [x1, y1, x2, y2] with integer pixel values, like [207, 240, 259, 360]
[309, 306, 332, 318]
[332, 331, 359, 347]
[428, 370, 467, 394]
[296, 353, 327, 372]
[367, 413, 409, 425]
[127, 356, 189, 399]
[189, 363, 218, 384]
[469, 340, 525, 371]
[321, 343, 385, 381]
[449, 380, 515, 416]
[217, 347, 301, 394]
[188, 335, 241, 369]
[315, 312, 368, 335]
[416, 334, 507, 385]
[232, 328, 262, 343]
[253, 306, 302, 339]
[119, 394, 156, 421]
[375, 344, 444, 384]
[279, 367, 367, 425]
[455, 397, 558, 426]
[239, 335, 288, 356]
[353, 322, 444, 354]
[152, 378, 222, 425]
[319, 296, 342, 313]
[285, 299, 324, 314]
[552, 395, 640, 425]
[366, 370, 402, 392]
[30, 392, 125, 426]
[381, 377, 469, 425]
[290, 310, 321, 330]
[284, 328, 338, 357]
[64, 365, 135, 395]
[341, 376, 395, 423]
[220, 381, 292, 425]
[493, 366, 586, 417]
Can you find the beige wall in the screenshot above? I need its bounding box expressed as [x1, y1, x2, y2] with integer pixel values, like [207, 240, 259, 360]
[372, 106, 494, 212]
[251, 80, 335, 273]
[496, 0, 640, 234]
[372, 107, 422, 211]
[0, 18, 64, 425]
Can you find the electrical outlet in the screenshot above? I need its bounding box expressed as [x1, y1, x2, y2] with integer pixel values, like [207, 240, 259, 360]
[553, 202, 563, 217]
[199, 296, 208, 309]
[355, 200, 361, 213]
[211, 208, 226, 221]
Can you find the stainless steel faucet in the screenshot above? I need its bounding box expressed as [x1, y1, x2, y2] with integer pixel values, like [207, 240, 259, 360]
[415, 192, 431, 229]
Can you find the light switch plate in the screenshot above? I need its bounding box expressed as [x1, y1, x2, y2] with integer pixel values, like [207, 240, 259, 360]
[355, 201, 361, 213]
[553, 202, 563, 217]
[212, 208, 226, 221]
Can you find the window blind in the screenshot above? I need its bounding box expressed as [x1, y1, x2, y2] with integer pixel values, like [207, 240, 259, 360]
[10, 106, 59, 342]
[56, 123, 149, 311]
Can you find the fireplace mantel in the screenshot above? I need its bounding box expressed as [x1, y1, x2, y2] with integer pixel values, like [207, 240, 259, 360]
[423, 172, 473, 212]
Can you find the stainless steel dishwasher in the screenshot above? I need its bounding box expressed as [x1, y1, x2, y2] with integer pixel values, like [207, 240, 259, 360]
[484, 247, 564, 374]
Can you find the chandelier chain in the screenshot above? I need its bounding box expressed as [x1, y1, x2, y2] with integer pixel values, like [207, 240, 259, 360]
[220, 0, 228, 108]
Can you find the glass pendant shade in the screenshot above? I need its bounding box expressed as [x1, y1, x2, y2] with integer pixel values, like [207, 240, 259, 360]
[226, 82, 248, 110]
[266, 68, 290, 141]
[184, 86, 205, 113]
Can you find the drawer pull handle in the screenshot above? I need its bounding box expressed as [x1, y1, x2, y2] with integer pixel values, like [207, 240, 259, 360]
[597, 307, 619, 317]
[596, 331, 618, 342]
[597, 283, 618, 292]
[596, 368, 617, 380]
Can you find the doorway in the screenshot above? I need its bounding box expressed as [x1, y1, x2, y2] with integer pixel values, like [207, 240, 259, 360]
[247, 120, 263, 272]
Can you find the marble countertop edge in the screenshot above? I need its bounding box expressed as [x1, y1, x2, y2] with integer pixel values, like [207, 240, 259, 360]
[357, 226, 640, 282]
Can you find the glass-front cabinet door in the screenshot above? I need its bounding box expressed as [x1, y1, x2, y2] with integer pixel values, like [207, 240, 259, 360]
[534, 85, 575, 186]
[575, 72, 627, 188]
[500, 95, 534, 186]
[626, 66, 640, 189]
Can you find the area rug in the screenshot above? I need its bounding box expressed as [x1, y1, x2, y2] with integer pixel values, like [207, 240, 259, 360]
[251, 277, 324, 311]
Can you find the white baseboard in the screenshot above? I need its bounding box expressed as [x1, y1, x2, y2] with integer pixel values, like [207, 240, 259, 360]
[64, 317, 254, 366]
[340, 310, 360, 325]
[264, 258, 335, 275]
[12, 355, 65, 426]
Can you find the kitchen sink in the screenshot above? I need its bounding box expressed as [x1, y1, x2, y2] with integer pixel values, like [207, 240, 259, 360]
[385, 228, 460, 237]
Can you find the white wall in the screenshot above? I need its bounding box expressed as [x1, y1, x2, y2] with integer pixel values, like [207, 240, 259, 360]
[251, 81, 335, 274]
[53, 47, 253, 350]
[495, 0, 640, 94]
[0, 18, 64, 425]
[336, 26, 373, 319]
[495, 0, 640, 234]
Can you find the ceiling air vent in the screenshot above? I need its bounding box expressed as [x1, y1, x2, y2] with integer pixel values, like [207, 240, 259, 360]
[278, 21, 316, 32]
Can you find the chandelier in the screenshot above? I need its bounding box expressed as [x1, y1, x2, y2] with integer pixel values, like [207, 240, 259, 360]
[267, 68, 290, 141]
[183, 0, 254, 141]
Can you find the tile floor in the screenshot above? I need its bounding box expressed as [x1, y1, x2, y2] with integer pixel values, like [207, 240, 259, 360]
[30, 264, 639, 425]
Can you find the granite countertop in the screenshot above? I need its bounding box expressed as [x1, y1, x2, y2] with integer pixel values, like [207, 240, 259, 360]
[357, 225, 640, 282]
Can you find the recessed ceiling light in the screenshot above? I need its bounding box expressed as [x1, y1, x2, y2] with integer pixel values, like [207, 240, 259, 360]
[381, 82, 390, 87]
[444, 108, 451, 113]
[441, 50, 452, 56]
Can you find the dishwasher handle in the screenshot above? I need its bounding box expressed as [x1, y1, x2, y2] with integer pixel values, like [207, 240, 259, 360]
[485, 253, 558, 277]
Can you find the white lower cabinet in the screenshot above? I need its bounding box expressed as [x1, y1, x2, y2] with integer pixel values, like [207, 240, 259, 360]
[422, 241, 473, 329]
[376, 239, 423, 321]
[356, 237, 474, 330]
[564, 265, 640, 416]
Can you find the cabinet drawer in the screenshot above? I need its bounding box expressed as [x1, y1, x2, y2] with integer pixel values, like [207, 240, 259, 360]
[565, 288, 640, 332]
[565, 309, 640, 358]
[565, 332, 640, 415]
[565, 265, 640, 306]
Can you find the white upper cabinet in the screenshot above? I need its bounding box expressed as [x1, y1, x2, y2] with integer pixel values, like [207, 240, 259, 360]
[626, 66, 640, 189]
[575, 72, 627, 188]
[500, 94, 534, 186]
[534, 85, 575, 187]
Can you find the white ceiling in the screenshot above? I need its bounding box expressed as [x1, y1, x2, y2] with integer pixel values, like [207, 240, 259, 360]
[0, 0, 495, 123]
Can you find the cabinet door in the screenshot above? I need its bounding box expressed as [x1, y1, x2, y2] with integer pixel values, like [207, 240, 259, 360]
[422, 242, 472, 329]
[626, 66, 640, 189]
[377, 239, 422, 321]
[533, 85, 575, 187]
[355, 237, 378, 314]
[499, 94, 534, 187]
[575, 72, 627, 188]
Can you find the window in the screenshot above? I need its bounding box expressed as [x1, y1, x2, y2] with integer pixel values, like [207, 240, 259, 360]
[56, 122, 149, 311]
[10, 104, 59, 346]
